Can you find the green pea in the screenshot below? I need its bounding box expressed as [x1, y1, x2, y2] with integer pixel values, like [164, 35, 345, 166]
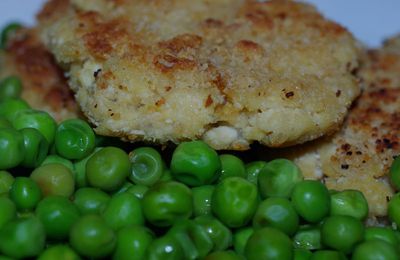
[9, 177, 42, 211]
[364, 226, 399, 246]
[129, 147, 164, 186]
[194, 215, 232, 251]
[390, 156, 400, 190]
[170, 141, 221, 186]
[258, 158, 303, 199]
[167, 221, 200, 260]
[0, 171, 14, 195]
[30, 163, 75, 197]
[145, 235, 184, 260]
[192, 185, 215, 217]
[291, 180, 330, 223]
[330, 189, 368, 220]
[212, 177, 258, 228]
[233, 227, 254, 256]
[73, 147, 103, 188]
[352, 240, 398, 260]
[86, 147, 131, 192]
[0, 128, 25, 170]
[0, 115, 12, 129]
[294, 248, 313, 260]
[204, 251, 244, 260]
[142, 181, 192, 227]
[125, 184, 149, 200]
[114, 181, 135, 195]
[218, 154, 246, 181]
[35, 195, 80, 240]
[244, 227, 293, 260]
[245, 161, 267, 185]
[69, 214, 116, 259]
[293, 225, 322, 250]
[55, 119, 95, 160]
[113, 225, 154, 260]
[41, 154, 75, 173]
[0, 76, 23, 101]
[0, 98, 30, 121]
[12, 109, 57, 144]
[388, 192, 400, 227]
[0, 255, 15, 260]
[102, 192, 144, 230]
[321, 215, 364, 254]
[19, 128, 49, 168]
[166, 220, 214, 259]
[37, 244, 81, 260]
[73, 187, 111, 215]
[253, 197, 299, 236]
[0, 197, 16, 229]
[0, 217, 45, 259]
[310, 250, 347, 260]
[0, 22, 21, 48]
[181, 220, 214, 258]
[159, 168, 173, 182]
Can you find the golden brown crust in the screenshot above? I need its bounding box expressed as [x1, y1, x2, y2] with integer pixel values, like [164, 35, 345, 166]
[38, 0, 361, 149]
[0, 28, 80, 121]
[272, 36, 400, 218]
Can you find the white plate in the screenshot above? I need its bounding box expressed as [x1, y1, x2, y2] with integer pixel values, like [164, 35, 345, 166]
[0, 0, 399, 47]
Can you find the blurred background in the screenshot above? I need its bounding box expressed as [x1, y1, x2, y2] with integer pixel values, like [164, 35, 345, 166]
[0, 0, 399, 47]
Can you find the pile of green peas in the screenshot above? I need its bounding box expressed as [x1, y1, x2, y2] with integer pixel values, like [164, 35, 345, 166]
[2, 22, 400, 260]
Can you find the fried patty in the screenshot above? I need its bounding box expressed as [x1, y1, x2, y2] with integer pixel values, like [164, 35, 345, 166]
[37, 0, 360, 149]
[0, 28, 80, 122]
[272, 36, 400, 218]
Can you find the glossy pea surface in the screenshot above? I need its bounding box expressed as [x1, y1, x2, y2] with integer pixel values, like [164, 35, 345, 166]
[291, 180, 330, 223]
[258, 158, 303, 199]
[102, 192, 144, 230]
[0, 127, 25, 170]
[55, 119, 95, 160]
[30, 163, 75, 197]
[86, 147, 131, 192]
[0, 217, 45, 259]
[73, 187, 111, 215]
[35, 195, 80, 240]
[129, 147, 164, 186]
[212, 177, 258, 228]
[171, 141, 221, 186]
[142, 181, 192, 227]
[20, 127, 49, 168]
[9, 177, 42, 211]
[12, 109, 57, 144]
[112, 225, 154, 260]
[69, 214, 116, 259]
[244, 227, 293, 260]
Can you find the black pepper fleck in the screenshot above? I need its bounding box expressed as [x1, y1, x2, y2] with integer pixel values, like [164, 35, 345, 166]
[341, 164, 349, 169]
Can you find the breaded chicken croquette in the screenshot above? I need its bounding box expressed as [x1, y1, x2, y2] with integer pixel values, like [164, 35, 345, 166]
[0, 28, 80, 122]
[274, 36, 400, 218]
[37, 0, 361, 150]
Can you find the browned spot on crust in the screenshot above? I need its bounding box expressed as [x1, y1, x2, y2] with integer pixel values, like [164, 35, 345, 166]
[155, 98, 165, 107]
[153, 54, 197, 73]
[80, 13, 129, 60]
[205, 95, 213, 107]
[236, 40, 263, 52]
[7, 29, 77, 118]
[159, 34, 203, 53]
[37, 0, 70, 22]
[245, 10, 274, 29]
[202, 18, 224, 28]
